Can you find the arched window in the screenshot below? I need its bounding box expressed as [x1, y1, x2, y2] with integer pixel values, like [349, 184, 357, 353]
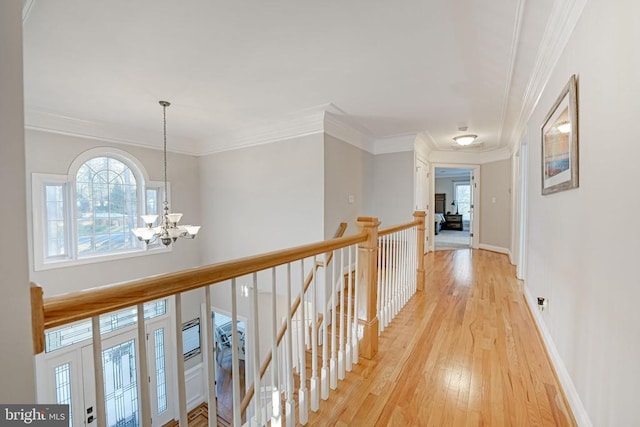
[75, 157, 139, 255]
[32, 148, 165, 270]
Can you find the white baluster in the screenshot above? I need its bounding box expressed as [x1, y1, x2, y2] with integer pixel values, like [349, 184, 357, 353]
[91, 316, 106, 427]
[330, 249, 338, 390]
[338, 248, 345, 381]
[285, 264, 296, 426]
[352, 244, 359, 364]
[251, 273, 262, 427]
[271, 268, 282, 426]
[346, 246, 353, 373]
[174, 294, 188, 426]
[230, 280, 242, 426]
[377, 237, 383, 335]
[321, 252, 329, 400]
[298, 260, 308, 425]
[384, 236, 391, 329]
[394, 232, 400, 319]
[136, 304, 151, 427]
[203, 286, 218, 427]
[310, 256, 319, 411]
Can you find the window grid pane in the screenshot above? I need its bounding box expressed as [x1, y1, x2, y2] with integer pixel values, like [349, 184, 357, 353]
[45, 300, 167, 353]
[76, 157, 138, 256]
[54, 363, 73, 427]
[103, 340, 138, 427]
[154, 329, 168, 414]
[45, 184, 67, 258]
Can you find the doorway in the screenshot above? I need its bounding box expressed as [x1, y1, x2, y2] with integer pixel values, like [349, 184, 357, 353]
[212, 310, 247, 423]
[36, 309, 174, 427]
[432, 165, 480, 251]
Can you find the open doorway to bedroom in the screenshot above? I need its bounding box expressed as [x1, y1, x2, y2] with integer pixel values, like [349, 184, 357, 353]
[434, 167, 474, 250]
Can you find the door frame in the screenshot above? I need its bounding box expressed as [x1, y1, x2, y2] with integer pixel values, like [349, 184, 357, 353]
[430, 163, 481, 251]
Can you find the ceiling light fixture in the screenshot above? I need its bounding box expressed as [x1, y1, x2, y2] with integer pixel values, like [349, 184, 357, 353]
[453, 134, 477, 146]
[132, 101, 200, 246]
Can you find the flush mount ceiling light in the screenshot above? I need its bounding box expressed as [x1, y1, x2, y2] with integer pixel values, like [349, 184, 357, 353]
[131, 101, 200, 246]
[453, 134, 478, 146]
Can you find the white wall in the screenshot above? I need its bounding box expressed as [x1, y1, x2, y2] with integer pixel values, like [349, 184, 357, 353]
[370, 151, 415, 227]
[479, 159, 511, 250]
[0, 0, 36, 403]
[198, 134, 325, 264]
[26, 130, 203, 297]
[523, 0, 640, 424]
[324, 134, 373, 237]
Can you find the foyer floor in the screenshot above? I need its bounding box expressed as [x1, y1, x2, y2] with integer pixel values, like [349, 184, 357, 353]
[305, 249, 575, 426]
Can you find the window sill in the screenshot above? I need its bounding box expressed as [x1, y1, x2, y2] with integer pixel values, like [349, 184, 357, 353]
[34, 245, 171, 272]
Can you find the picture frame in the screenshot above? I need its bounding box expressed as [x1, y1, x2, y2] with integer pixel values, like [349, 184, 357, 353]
[541, 74, 578, 195]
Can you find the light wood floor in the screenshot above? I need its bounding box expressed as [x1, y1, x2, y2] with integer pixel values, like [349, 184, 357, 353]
[306, 249, 576, 426]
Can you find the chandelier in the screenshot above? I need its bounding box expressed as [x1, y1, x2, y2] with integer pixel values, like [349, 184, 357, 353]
[132, 101, 200, 246]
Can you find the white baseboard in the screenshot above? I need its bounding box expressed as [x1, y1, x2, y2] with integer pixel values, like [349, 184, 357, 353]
[478, 243, 511, 257]
[523, 288, 592, 427]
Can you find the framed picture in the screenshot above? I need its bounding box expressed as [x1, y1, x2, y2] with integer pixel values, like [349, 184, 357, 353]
[541, 74, 578, 195]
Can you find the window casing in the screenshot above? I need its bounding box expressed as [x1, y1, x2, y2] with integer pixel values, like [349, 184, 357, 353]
[32, 149, 167, 270]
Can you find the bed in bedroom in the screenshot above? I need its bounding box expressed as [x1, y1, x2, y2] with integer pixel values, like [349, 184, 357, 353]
[434, 213, 445, 234]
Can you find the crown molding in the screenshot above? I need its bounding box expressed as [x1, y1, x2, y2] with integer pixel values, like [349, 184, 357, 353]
[197, 109, 326, 155]
[24, 107, 200, 155]
[22, 0, 35, 23]
[372, 134, 415, 155]
[428, 146, 513, 165]
[498, 0, 526, 145]
[508, 0, 588, 148]
[323, 111, 374, 153]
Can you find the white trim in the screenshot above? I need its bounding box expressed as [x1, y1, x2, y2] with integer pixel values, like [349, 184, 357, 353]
[30, 148, 173, 271]
[497, 0, 526, 144]
[25, 107, 200, 155]
[67, 146, 150, 182]
[507, 0, 588, 150]
[523, 287, 593, 427]
[185, 364, 206, 411]
[324, 112, 374, 154]
[478, 244, 511, 257]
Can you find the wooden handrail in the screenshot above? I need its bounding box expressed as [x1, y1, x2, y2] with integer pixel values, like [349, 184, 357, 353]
[38, 227, 364, 331]
[239, 222, 348, 414]
[378, 218, 422, 237]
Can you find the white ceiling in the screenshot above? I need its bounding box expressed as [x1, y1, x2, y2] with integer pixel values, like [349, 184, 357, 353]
[21, 0, 582, 156]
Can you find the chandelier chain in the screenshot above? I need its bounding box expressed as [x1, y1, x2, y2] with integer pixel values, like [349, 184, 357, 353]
[163, 102, 168, 204]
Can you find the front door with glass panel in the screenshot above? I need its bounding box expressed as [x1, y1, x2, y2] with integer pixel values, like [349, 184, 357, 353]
[37, 309, 173, 426]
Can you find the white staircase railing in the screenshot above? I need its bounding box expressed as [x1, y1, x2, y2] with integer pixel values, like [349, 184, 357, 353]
[31, 212, 426, 427]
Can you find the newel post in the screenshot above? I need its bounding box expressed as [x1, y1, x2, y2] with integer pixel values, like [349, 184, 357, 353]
[414, 211, 426, 292]
[356, 216, 380, 359]
[31, 283, 45, 354]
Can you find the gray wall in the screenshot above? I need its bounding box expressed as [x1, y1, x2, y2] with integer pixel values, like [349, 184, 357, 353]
[370, 151, 415, 227]
[198, 133, 325, 265]
[0, 0, 36, 403]
[324, 134, 373, 237]
[479, 159, 511, 249]
[523, 0, 640, 424]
